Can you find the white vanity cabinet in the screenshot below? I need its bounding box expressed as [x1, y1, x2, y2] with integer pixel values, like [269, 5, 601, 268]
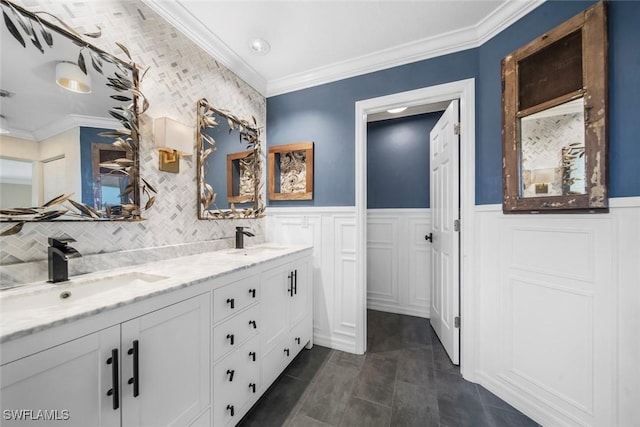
[261, 257, 312, 387]
[0, 294, 210, 427]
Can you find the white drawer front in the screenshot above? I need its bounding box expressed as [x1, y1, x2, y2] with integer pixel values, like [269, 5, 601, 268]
[213, 338, 260, 427]
[213, 276, 260, 324]
[212, 304, 260, 362]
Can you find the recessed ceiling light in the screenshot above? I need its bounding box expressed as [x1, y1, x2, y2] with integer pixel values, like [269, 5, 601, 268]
[249, 38, 271, 55]
[387, 107, 407, 114]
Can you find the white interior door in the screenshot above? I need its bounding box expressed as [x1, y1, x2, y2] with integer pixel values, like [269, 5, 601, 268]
[429, 99, 460, 365]
[42, 156, 66, 203]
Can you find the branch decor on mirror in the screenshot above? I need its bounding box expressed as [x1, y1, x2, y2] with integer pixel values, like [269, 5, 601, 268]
[0, 0, 154, 235]
[197, 98, 264, 219]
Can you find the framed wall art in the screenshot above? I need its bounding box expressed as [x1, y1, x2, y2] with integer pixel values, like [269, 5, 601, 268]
[268, 142, 314, 201]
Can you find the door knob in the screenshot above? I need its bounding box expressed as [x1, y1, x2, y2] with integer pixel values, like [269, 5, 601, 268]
[425, 233, 433, 242]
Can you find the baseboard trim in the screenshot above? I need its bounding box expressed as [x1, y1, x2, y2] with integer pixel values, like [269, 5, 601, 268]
[313, 332, 357, 354]
[367, 301, 429, 319]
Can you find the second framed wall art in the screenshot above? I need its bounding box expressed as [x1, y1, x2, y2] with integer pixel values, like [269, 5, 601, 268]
[268, 142, 314, 201]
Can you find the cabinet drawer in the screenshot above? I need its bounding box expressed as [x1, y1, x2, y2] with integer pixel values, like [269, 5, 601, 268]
[212, 304, 260, 362]
[213, 337, 260, 427]
[213, 276, 260, 324]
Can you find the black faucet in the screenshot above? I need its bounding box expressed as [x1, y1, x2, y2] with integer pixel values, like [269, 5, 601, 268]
[235, 227, 255, 249]
[48, 237, 81, 283]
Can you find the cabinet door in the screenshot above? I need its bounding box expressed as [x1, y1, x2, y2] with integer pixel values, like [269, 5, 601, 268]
[260, 264, 290, 355]
[121, 294, 210, 427]
[0, 326, 120, 427]
[290, 258, 311, 328]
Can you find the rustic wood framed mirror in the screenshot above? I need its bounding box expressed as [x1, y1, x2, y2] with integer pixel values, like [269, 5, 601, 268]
[502, 1, 608, 213]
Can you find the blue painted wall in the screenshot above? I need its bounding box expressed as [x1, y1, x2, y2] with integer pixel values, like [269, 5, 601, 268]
[79, 126, 121, 207]
[367, 113, 441, 209]
[267, 1, 640, 205]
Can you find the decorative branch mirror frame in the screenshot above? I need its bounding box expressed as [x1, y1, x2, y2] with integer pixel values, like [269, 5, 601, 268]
[268, 142, 314, 201]
[196, 98, 264, 219]
[0, 0, 153, 235]
[502, 1, 608, 213]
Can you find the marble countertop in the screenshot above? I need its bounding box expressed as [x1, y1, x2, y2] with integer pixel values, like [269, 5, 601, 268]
[0, 244, 312, 343]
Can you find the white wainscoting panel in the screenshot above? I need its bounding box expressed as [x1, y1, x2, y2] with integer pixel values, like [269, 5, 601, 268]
[266, 207, 357, 353]
[367, 209, 431, 318]
[474, 199, 640, 427]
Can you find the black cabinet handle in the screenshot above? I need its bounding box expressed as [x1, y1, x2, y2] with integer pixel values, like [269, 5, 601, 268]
[126, 340, 139, 397]
[227, 334, 235, 345]
[287, 273, 293, 297]
[295, 337, 301, 345]
[249, 288, 256, 298]
[227, 369, 235, 382]
[249, 320, 257, 329]
[425, 233, 433, 242]
[293, 269, 298, 295]
[106, 349, 119, 410]
[226, 404, 235, 417]
[284, 348, 290, 357]
[249, 383, 256, 393]
[249, 351, 256, 362]
[226, 298, 235, 309]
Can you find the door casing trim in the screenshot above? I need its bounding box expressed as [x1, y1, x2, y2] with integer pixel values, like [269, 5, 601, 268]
[354, 78, 477, 380]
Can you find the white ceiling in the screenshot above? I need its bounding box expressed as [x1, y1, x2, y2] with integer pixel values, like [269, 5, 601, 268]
[144, 0, 543, 96]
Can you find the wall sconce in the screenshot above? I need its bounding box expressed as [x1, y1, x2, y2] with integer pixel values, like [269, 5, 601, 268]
[532, 168, 556, 194]
[55, 62, 91, 94]
[154, 117, 193, 173]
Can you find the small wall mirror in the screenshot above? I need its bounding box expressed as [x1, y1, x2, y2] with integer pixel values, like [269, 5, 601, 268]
[0, 0, 149, 229]
[502, 1, 607, 213]
[197, 98, 264, 219]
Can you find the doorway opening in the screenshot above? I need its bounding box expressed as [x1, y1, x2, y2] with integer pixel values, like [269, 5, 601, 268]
[354, 78, 477, 379]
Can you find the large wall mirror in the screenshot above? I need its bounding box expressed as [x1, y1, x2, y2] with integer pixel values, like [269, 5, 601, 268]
[197, 98, 264, 219]
[502, 1, 607, 213]
[0, 0, 150, 232]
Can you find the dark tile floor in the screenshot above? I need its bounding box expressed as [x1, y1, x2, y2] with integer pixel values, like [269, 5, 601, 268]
[238, 310, 540, 427]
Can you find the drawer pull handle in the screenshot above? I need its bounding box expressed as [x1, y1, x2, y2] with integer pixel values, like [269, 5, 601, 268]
[293, 269, 298, 295]
[226, 334, 235, 345]
[295, 337, 301, 345]
[249, 320, 257, 329]
[127, 340, 139, 397]
[249, 288, 256, 298]
[249, 383, 256, 393]
[284, 348, 290, 357]
[226, 369, 235, 382]
[287, 273, 293, 297]
[226, 298, 235, 309]
[249, 351, 256, 362]
[226, 404, 235, 417]
[106, 349, 119, 410]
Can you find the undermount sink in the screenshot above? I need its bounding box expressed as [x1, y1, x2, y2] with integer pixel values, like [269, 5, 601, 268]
[0, 272, 168, 314]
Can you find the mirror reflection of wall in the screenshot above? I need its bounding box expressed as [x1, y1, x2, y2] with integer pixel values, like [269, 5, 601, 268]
[0, 157, 35, 208]
[519, 98, 585, 198]
[202, 112, 255, 211]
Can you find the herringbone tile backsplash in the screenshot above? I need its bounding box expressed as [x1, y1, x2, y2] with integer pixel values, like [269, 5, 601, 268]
[0, 0, 266, 285]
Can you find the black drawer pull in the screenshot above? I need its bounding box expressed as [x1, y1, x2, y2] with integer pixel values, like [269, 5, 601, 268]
[284, 348, 290, 357]
[227, 369, 235, 382]
[293, 269, 298, 295]
[226, 334, 235, 345]
[249, 288, 256, 298]
[226, 298, 235, 309]
[249, 351, 256, 362]
[106, 349, 119, 410]
[127, 340, 139, 397]
[249, 320, 257, 329]
[249, 383, 256, 393]
[226, 404, 234, 417]
[295, 337, 301, 345]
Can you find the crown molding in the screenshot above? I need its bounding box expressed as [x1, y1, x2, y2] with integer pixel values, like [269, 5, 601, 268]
[141, 0, 267, 95]
[32, 115, 120, 141]
[144, 0, 544, 98]
[267, 0, 545, 96]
